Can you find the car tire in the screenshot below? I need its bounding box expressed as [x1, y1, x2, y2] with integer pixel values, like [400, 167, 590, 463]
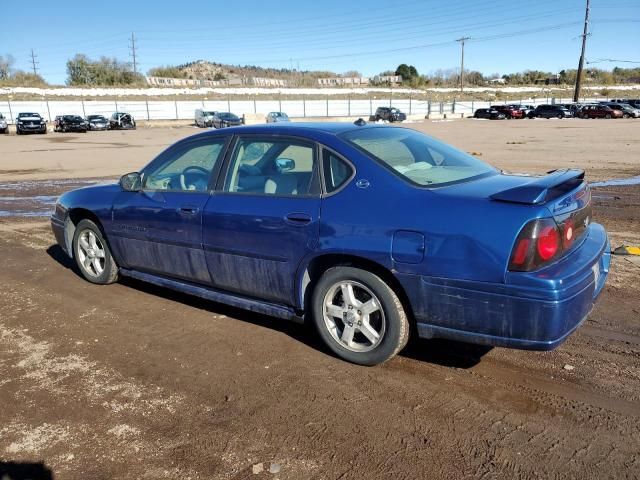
[72, 219, 119, 285]
[311, 266, 409, 366]
[623, 113, 630, 118]
[605, 114, 612, 119]
[557, 113, 563, 119]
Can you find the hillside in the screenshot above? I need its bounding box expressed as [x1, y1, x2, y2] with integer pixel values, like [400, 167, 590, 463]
[148, 60, 337, 86]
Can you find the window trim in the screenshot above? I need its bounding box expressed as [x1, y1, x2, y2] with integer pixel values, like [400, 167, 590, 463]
[140, 135, 231, 194]
[319, 146, 356, 198]
[215, 133, 321, 199]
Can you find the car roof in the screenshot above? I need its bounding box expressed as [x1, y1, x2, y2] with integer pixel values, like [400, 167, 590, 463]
[190, 122, 390, 139]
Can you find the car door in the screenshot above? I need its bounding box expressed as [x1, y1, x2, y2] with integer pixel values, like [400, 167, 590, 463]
[202, 135, 321, 305]
[111, 135, 229, 283]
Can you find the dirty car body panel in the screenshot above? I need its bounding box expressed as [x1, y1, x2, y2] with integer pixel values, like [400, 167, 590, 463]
[51, 123, 610, 352]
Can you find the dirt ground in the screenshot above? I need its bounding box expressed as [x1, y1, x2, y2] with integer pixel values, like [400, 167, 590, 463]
[0, 119, 639, 480]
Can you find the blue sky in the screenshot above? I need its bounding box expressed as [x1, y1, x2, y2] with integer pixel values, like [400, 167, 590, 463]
[3, 0, 639, 85]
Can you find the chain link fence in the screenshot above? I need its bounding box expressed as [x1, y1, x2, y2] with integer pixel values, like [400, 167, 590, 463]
[0, 96, 604, 124]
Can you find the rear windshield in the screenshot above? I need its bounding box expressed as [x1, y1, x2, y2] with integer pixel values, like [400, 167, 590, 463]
[340, 127, 496, 187]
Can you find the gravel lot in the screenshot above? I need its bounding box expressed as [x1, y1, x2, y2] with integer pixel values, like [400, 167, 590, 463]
[0, 118, 639, 480]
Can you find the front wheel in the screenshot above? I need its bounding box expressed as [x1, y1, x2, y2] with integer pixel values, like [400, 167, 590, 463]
[312, 267, 409, 366]
[72, 219, 119, 284]
[605, 114, 612, 119]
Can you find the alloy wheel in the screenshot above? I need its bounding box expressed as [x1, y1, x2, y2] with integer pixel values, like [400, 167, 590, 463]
[323, 280, 386, 352]
[77, 229, 106, 277]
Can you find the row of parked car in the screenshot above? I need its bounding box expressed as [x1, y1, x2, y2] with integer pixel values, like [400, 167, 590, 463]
[0, 112, 137, 134]
[194, 109, 294, 128]
[474, 99, 640, 120]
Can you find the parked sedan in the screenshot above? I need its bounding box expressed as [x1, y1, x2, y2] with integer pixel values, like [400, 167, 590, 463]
[54, 115, 88, 133]
[50, 123, 609, 365]
[15, 112, 47, 134]
[212, 112, 243, 128]
[528, 105, 573, 119]
[473, 108, 506, 120]
[109, 112, 136, 130]
[580, 105, 623, 119]
[491, 105, 524, 119]
[86, 115, 109, 131]
[604, 103, 640, 118]
[266, 112, 290, 123]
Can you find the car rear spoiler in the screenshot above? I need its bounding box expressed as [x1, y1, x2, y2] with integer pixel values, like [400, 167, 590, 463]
[490, 169, 585, 205]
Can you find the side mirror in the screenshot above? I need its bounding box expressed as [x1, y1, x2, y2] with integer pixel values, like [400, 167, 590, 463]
[120, 172, 142, 192]
[275, 158, 295, 173]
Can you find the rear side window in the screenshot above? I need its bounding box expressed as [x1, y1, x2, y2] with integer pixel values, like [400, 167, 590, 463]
[322, 150, 353, 193]
[340, 127, 496, 187]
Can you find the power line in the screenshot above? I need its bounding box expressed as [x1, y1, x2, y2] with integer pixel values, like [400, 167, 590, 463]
[574, 0, 590, 102]
[129, 32, 138, 74]
[587, 58, 640, 64]
[456, 37, 471, 92]
[30, 49, 39, 76]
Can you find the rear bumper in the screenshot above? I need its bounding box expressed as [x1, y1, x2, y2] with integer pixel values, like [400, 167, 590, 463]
[401, 223, 610, 350]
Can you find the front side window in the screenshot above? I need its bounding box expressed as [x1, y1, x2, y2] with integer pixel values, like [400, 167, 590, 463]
[224, 137, 316, 196]
[144, 138, 227, 192]
[340, 127, 496, 187]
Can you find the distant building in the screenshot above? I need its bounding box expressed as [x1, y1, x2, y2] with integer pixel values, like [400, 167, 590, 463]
[371, 75, 402, 85]
[317, 77, 370, 86]
[250, 77, 288, 87]
[146, 76, 225, 87]
[534, 74, 561, 85]
[146, 75, 289, 88]
[489, 78, 506, 84]
[316, 75, 403, 86]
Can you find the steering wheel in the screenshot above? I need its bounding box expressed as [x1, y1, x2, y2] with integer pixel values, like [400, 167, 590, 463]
[180, 165, 210, 191]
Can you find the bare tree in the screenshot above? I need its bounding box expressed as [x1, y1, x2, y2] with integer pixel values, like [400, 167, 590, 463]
[0, 54, 15, 80]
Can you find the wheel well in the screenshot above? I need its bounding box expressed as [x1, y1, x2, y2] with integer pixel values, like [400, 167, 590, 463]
[64, 208, 104, 254]
[301, 254, 415, 322]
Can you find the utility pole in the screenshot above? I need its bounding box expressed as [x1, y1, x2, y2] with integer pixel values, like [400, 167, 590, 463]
[573, 0, 590, 102]
[456, 37, 470, 92]
[129, 32, 138, 74]
[30, 49, 39, 76]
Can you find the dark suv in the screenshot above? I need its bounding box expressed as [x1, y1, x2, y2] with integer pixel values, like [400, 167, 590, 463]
[15, 112, 47, 134]
[528, 105, 573, 119]
[374, 107, 407, 122]
[54, 115, 88, 133]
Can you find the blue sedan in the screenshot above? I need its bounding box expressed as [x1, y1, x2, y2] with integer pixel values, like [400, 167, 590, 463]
[51, 122, 610, 365]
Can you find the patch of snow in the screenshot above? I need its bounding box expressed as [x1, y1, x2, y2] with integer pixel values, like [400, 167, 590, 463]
[2, 84, 638, 98]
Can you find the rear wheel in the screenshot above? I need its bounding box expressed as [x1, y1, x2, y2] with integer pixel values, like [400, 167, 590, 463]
[312, 267, 409, 366]
[72, 219, 119, 285]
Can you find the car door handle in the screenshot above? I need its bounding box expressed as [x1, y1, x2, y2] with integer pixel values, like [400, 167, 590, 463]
[178, 206, 199, 216]
[284, 213, 312, 226]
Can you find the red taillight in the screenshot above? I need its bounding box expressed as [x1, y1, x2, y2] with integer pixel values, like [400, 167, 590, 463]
[537, 225, 560, 261]
[509, 218, 562, 271]
[511, 238, 531, 266]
